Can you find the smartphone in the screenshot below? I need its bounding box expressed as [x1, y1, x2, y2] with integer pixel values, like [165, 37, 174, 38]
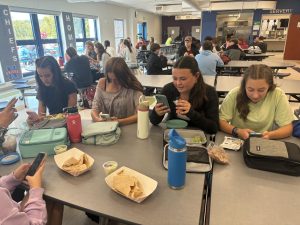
[249, 132, 263, 137]
[27, 152, 46, 176]
[26, 110, 39, 121]
[100, 113, 111, 119]
[155, 94, 170, 109]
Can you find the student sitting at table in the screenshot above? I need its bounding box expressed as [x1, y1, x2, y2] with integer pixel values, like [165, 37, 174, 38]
[177, 36, 199, 57]
[219, 64, 294, 140]
[64, 47, 93, 89]
[195, 40, 224, 76]
[150, 56, 219, 134]
[84, 40, 97, 60]
[121, 39, 137, 64]
[28, 56, 77, 123]
[224, 38, 245, 60]
[94, 42, 111, 74]
[146, 43, 169, 75]
[0, 100, 63, 225]
[91, 57, 143, 125]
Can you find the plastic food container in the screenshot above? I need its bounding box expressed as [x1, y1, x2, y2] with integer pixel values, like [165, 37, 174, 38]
[103, 161, 118, 175]
[54, 145, 68, 154]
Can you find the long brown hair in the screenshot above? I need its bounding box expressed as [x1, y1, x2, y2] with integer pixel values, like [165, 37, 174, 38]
[173, 56, 207, 108]
[237, 64, 276, 120]
[105, 57, 143, 92]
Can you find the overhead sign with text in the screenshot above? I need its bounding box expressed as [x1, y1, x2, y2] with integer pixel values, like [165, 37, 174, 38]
[61, 12, 76, 49]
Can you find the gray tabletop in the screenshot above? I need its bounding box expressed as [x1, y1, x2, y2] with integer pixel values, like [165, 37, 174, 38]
[216, 76, 300, 96]
[210, 132, 300, 225]
[136, 74, 216, 88]
[0, 124, 205, 225]
[222, 60, 295, 69]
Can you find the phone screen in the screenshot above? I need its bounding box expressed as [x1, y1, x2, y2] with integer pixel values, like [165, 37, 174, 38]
[27, 152, 46, 176]
[156, 94, 170, 108]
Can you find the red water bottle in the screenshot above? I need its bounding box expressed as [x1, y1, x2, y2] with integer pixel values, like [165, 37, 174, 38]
[66, 107, 82, 143]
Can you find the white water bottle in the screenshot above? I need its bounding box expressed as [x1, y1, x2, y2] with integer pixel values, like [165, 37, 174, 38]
[137, 97, 149, 139]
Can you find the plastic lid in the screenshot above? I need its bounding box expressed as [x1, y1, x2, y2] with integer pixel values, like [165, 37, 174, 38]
[166, 119, 188, 129]
[64, 106, 78, 113]
[169, 129, 186, 149]
[0, 152, 20, 165]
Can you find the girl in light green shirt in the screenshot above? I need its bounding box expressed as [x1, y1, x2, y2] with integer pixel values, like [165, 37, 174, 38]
[219, 64, 294, 140]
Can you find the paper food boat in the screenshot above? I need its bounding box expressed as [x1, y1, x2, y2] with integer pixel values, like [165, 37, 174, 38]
[105, 166, 158, 203]
[54, 147, 94, 176]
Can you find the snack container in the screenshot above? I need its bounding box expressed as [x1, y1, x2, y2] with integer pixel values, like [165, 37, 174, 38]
[105, 166, 158, 203]
[103, 161, 118, 175]
[54, 148, 94, 176]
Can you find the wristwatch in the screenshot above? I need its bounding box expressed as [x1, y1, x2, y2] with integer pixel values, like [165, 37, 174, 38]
[0, 127, 8, 144]
[232, 127, 239, 138]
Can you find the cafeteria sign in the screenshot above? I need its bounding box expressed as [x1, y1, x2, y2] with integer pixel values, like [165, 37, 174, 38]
[0, 5, 22, 81]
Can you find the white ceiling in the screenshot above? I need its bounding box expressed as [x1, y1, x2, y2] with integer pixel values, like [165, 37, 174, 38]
[67, 0, 277, 16]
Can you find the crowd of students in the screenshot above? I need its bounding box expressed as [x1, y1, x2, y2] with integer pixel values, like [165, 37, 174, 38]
[0, 34, 295, 225]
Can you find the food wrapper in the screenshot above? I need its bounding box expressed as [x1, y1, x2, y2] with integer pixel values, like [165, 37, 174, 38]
[54, 148, 94, 176]
[105, 166, 158, 203]
[207, 143, 229, 165]
[46, 113, 66, 120]
[220, 136, 244, 151]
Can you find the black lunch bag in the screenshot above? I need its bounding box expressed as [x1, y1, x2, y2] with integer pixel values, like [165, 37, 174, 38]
[243, 137, 300, 176]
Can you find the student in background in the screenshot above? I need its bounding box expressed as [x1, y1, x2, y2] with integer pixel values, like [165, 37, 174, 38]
[94, 42, 111, 74]
[84, 41, 97, 60]
[165, 34, 173, 46]
[177, 36, 199, 57]
[195, 41, 224, 76]
[64, 47, 93, 88]
[147, 37, 155, 50]
[224, 38, 245, 60]
[150, 56, 219, 134]
[104, 40, 116, 57]
[91, 57, 143, 125]
[122, 39, 137, 64]
[117, 39, 125, 56]
[28, 56, 77, 123]
[255, 36, 268, 53]
[219, 64, 294, 140]
[146, 43, 169, 75]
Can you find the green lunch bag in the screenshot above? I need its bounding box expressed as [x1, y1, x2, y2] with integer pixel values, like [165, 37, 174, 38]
[19, 128, 68, 158]
[81, 121, 121, 145]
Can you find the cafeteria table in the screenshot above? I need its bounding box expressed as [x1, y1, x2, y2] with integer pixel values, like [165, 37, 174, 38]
[209, 132, 300, 225]
[0, 123, 206, 225]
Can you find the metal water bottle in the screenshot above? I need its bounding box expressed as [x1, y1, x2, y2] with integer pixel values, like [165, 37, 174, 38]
[137, 96, 149, 139]
[168, 129, 187, 189]
[66, 106, 82, 143]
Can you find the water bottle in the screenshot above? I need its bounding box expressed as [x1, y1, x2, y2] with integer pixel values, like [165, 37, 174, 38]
[168, 129, 187, 189]
[137, 96, 149, 139]
[65, 106, 82, 143]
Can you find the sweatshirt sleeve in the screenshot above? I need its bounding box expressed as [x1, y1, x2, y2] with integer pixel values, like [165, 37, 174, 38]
[0, 187, 47, 225]
[0, 173, 21, 193]
[186, 86, 219, 134]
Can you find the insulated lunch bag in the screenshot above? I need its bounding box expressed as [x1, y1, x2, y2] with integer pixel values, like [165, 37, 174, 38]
[19, 128, 68, 158]
[243, 137, 300, 176]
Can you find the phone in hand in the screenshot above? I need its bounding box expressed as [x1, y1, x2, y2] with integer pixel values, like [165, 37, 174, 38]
[249, 132, 263, 137]
[100, 113, 111, 120]
[155, 94, 170, 109]
[27, 152, 47, 176]
[26, 110, 39, 121]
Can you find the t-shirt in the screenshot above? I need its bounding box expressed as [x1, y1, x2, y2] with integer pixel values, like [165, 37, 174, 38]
[219, 87, 294, 132]
[37, 78, 77, 115]
[92, 84, 142, 119]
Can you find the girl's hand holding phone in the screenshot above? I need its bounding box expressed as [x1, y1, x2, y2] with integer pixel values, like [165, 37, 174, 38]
[154, 103, 170, 116]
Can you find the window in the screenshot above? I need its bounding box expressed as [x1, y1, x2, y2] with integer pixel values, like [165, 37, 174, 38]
[114, 19, 125, 51]
[73, 17, 98, 55]
[11, 12, 63, 76]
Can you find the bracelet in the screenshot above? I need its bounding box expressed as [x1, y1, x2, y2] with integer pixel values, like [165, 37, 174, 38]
[232, 127, 239, 138]
[0, 127, 8, 144]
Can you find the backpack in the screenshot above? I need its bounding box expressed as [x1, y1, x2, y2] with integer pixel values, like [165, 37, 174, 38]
[243, 137, 300, 176]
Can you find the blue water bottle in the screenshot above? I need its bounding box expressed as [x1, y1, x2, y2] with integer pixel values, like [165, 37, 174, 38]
[168, 129, 187, 189]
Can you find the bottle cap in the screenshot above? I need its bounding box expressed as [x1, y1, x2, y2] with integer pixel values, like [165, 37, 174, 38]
[169, 129, 186, 149]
